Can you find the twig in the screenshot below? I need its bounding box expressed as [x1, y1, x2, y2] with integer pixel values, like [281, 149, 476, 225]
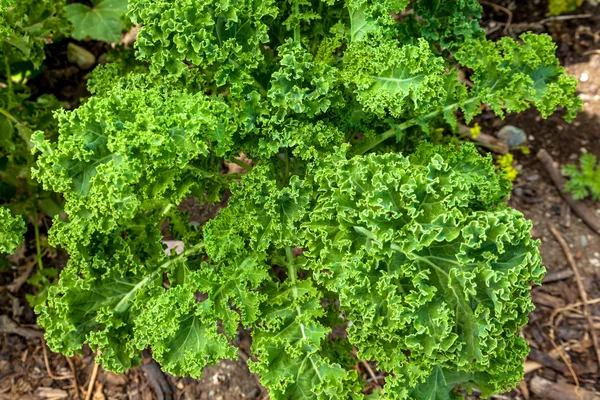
[538, 13, 594, 25]
[537, 150, 600, 234]
[65, 357, 81, 400]
[479, 0, 513, 34]
[0, 315, 43, 339]
[458, 125, 509, 154]
[360, 360, 382, 390]
[488, 13, 594, 33]
[545, 333, 580, 389]
[141, 358, 173, 400]
[85, 356, 100, 400]
[5, 260, 37, 293]
[550, 297, 600, 321]
[542, 268, 574, 283]
[550, 225, 600, 372]
[42, 339, 72, 381]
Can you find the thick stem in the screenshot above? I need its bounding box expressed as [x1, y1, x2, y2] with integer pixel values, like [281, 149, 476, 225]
[293, 0, 301, 42]
[229, 157, 252, 171]
[33, 208, 44, 270]
[0, 107, 18, 124]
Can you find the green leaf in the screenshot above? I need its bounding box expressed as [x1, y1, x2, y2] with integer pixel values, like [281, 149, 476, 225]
[0, 207, 25, 254]
[66, 0, 128, 42]
[563, 153, 600, 201]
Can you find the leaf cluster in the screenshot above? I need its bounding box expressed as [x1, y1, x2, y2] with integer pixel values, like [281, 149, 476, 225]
[563, 153, 600, 201]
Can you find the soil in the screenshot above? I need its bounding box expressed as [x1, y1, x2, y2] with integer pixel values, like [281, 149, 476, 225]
[1, 1, 600, 399]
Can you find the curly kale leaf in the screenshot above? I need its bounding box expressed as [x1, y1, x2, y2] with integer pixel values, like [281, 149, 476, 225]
[32, 71, 235, 243]
[268, 40, 342, 118]
[37, 224, 168, 372]
[0, 206, 25, 254]
[204, 164, 311, 261]
[343, 36, 464, 122]
[129, 0, 278, 75]
[563, 153, 600, 201]
[397, 0, 485, 50]
[0, 0, 69, 68]
[345, 31, 580, 133]
[134, 255, 270, 377]
[304, 143, 543, 398]
[250, 268, 362, 400]
[456, 33, 582, 122]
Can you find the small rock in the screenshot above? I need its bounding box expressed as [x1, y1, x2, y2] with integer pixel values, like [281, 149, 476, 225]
[245, 387, 262, 398]
[580, 235, 588, 248]
[526, 174, 539, 182]
[580, 72, 589, 82]
[67, 43, 96, 70]
[496, 125, 527, 147]
[513, 186, 523, 197]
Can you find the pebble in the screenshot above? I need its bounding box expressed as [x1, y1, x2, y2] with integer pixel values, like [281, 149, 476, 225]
[580, 72, 589, 82]
[67, 43, 96, 70]
[496, 125, 527, 147]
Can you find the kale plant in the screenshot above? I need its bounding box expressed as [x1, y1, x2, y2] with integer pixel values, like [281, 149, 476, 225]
[32, 1, 581, 398]
[0, 0, 130, 307]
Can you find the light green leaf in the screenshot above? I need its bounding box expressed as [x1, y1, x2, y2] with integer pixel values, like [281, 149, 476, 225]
[0, 207, 25, 254]
[66, 0, 128, 42]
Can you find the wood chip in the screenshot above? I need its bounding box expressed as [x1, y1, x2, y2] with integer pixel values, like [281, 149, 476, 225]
[0, 315, 43, 339]
[35, 387, 69, 399]
[530, 375, 600, 400]
[542, 268, 574, 284]
[524, 360, 543, 374]
[532, 290, 566, 308]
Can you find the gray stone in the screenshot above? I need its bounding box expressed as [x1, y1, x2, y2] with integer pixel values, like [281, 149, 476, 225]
[496, 125, 527, 147]
[67, 43, 96, 70]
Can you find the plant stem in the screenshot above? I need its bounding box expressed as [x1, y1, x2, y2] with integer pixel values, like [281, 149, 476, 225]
[229, 157, 252, 171]
[0, 107, 18, 124]
[285, 148, 291, 179]
[353, 97, 482, 155]
[33, 207, 44, 270]
[293, 0, 301, 42]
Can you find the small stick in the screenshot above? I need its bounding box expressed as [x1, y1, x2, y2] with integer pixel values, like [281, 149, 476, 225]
[538, 150, 600, 234]
[479, 0, 513, 34]
[42, 339, 72, 381]
[550, 225, 600, 371]
[458, 125, 509, 154]
[65, 357, 81, 400]
[538, 13, 594, 25]
[85, 357, 100, 400]
[542, 268, 574, 283]
[6, 260, 37, 293]
[360, 360, 382, 390]
[545, 333, 579, 388]
[551, 298, 600, 320]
